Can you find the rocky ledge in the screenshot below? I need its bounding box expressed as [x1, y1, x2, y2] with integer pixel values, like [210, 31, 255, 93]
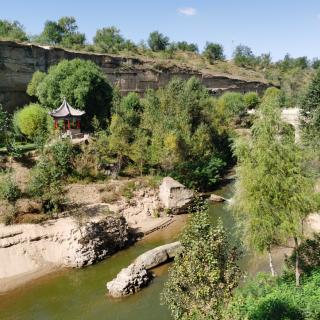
[106, 241, 181, 297]
[0, 214, 130, 289]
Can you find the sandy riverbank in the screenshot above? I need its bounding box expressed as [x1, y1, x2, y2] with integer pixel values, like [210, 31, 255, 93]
[0, 211, 187, 294]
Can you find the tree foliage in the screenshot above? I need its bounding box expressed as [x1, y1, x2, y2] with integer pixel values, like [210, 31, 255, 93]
[161, 209, 241, 320]
[147, 31, 170, 51]
[0, 19, 28, 41]
[36, 16, 85, 48]
[30, 59, 113, 126]
[233, 45, 255, 67]
[203, 42, 224, 63]
[232, 90, 317, 284]
[300, 68, 320, 145]
[13, 103, 51, 141]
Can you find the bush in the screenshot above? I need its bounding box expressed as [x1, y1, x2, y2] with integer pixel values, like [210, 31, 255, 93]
[148, 31, 170, 51]
[28, 140, 75, 212]
[0, 19, 28, 41]
[218, 92, 246, 116]
[14, 103, 51, 141]
[226, 272, 320, 320]
[171, 155, 226, 190]
[0, 173, 21, 202]
[233, 45, 256, 67]
[203, 42, 224, 63]
[244, 92, 260, 109]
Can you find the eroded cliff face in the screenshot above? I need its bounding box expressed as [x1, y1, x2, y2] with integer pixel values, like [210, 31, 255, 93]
[0, 41, 271, 112]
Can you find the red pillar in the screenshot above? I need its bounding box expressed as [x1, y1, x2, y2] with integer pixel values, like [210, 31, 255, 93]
[77, 119, 81, 129]
[67, 119, 70, 130]
[54, 119, 58, 129]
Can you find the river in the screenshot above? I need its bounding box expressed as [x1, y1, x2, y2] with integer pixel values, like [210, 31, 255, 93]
[0, 181, 288, 320]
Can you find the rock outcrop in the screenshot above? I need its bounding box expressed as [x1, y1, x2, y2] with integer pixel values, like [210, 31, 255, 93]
[0, 214, 130, 291]
[107, 241, 181, 297]
[159, 177, 194, 214]
[0, 41, 272, 112]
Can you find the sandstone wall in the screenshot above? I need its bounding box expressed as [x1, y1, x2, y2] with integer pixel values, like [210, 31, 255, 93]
[0, 41, 271, 112]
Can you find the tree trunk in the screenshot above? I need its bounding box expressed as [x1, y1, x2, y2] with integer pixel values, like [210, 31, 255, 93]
[268, 247, 276, 277]
[294, 236, 300, 286]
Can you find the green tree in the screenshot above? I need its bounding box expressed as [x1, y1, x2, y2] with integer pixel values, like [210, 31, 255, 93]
[0, 19, 28, 41]
[203, 42, 224, 63]
[243, 92, 260, 109]
[233, 45, 255, 67]
[161, 209, 241, 320]
[28, 140, 74, 212]
[27, 71, 46, 97]
[13, 103, 51, 141]
[174, 41, 198, 53]
[233, 92, 317, 284]
[147, 31, 170, 51]
[37, 16, 85, 47]
[33, 59, 113, 126]
[0, 105, 10, 146]
[93, 26, 125, 53]
[300, 68, 320, 146]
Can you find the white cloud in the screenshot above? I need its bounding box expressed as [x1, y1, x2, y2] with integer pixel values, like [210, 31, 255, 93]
[178, 7, 197, 16]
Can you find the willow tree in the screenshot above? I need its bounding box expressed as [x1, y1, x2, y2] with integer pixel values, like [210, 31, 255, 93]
[232, 92, 317, 285]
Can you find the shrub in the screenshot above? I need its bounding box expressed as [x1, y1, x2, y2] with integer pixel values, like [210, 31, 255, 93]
[171, 155, 226, 190]
[0, 173, 21, 202]
[218, 92, 246, 117]
[148, 31, 170, 51]
[14, 103, 51, 141]
[203, 42, 224, 63]
[28, 140, 75, 212]
[0, 19, 28, 41]
[244, 92, 260, 109]
[233, 45, 256, 67]
[226, 271, 320, 320]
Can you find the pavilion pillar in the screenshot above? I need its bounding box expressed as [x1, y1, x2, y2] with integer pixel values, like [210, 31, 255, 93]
[54, 119, 58, 129]
[77, 119, 81, 129]
[67, 119, 70, 130]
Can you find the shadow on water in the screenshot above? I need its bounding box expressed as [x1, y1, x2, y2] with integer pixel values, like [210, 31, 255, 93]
[0, 180, 289, 320]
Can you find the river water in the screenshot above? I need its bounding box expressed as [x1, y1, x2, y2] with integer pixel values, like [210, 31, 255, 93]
[0, 181, 288, 320]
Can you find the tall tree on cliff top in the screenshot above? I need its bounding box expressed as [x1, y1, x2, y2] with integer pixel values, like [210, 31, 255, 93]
[161, 209, 241, 320]
[232, 90, 317, 285]
[37, 16, 85, 47]
[0, 19, 28, 41]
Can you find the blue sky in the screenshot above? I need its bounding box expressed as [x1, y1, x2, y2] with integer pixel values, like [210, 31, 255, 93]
[1, 0, 320, 60]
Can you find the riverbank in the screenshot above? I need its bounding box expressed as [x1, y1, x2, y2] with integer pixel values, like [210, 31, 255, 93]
[0, 211, 188, 294]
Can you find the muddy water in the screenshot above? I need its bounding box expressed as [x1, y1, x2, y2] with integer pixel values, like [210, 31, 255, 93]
[0, 181, 288, 320]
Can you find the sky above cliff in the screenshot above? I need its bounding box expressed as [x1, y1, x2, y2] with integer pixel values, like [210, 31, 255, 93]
[1, 0, 320, 60]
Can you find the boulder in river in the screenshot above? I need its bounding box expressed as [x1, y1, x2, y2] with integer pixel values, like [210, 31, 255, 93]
[209, 193, 226, 202]
[159, 177, 194, 214]
[106, 241, 181, 297]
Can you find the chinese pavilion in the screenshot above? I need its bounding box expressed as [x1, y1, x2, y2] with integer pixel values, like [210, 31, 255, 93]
[49, 98, 85, 135]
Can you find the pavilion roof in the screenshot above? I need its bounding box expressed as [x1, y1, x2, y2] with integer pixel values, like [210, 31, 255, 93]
[49, 98, 85, 118]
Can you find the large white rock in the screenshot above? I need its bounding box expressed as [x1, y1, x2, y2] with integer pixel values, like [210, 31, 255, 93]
[106, 241, 181, 297]
[159, 177, 194, 213]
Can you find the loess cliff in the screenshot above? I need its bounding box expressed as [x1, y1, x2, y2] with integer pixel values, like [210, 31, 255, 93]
[0, 41, 271, 112]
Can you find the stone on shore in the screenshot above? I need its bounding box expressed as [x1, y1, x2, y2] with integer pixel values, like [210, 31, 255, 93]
[209, 193, 226, 202]
[159, 177, 194, 214]
[106, 241, 181, 297]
